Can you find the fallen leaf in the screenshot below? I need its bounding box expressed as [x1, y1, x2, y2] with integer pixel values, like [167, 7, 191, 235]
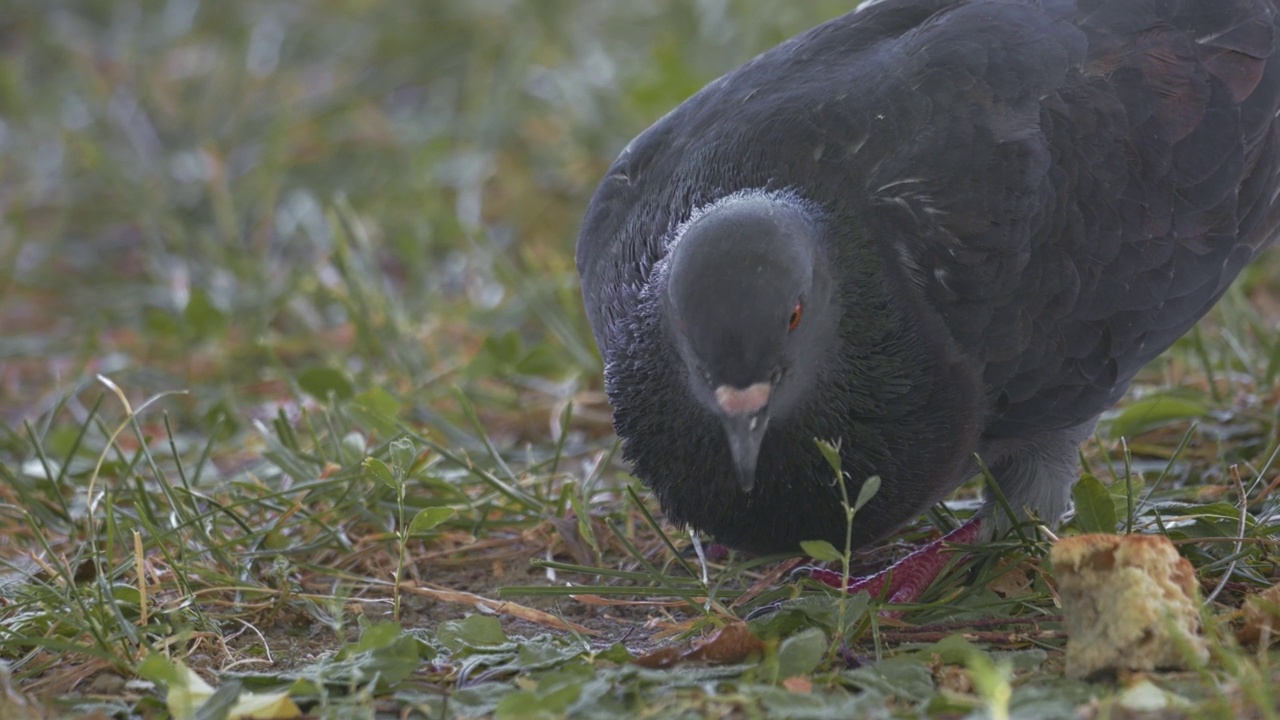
[632, 646, 682, 669]
[986, 560, 1033, 599]
[631, 623, 765, 669]
[1238, 583, 1280, 646]
[782, 677, 813, 693]
[687, 623, 765, 664]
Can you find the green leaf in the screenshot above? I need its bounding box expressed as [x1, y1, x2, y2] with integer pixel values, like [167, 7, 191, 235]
[329, 622, 423, 692]
[515, 344, 569, 378]
[168, 682, 215, 720]
[799, 540, 844, 563]
[1071, 474, 1117, 534]
[1108, 392, 1211, 439]
[407, 506, 455, 536]
[1009, 681, 1099, 719]
[344, 621, 406, 655]
[494, 662, 595, 719]
[447, 683, 510, 718]
[513, 639, 589, 670]
[495, 685, 579, 720]
[351, 386, 403, 437]
[845, 656, 935, 703]
[757, 685, 885, 718]
[192, 679, 242, 720]
[437, 615, 510, 654]
[297, 366, 355, 401]
[390, 437, 417, 475]
[775, 627, 827, 680]
[749, 595, 863, 639]
[484, 330, 522, 364]
[363, 457, 396, 489]
[355, 385, 401, 417]
[852, 475, 881, 515]
[923, 634, 984, 665]
[144, 306, 182, 338]
[965, 643, 1013, 720]
[594, 643, 635, 664]
[183, 287, 229, 340]
[136, 653, 183, 687]
[566, 489, 601, 560]
[815, 438, 842, 476]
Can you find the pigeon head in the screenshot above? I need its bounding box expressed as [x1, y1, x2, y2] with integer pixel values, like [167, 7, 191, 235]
[663, 193, 833, 492]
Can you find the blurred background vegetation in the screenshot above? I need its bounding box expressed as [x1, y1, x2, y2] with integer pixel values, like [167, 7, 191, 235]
[0, 0, 851, 429]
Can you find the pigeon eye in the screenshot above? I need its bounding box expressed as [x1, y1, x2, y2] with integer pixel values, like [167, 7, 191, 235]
[788, 300, 804, 332]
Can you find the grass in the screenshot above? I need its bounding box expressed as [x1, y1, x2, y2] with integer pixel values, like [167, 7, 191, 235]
[1, 1, 1279, 718]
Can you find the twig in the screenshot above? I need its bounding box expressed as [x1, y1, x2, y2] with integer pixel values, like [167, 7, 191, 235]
[402, 582, 599, 636]
[884, 615, 1062, 635]
[731, 557, 806, 609]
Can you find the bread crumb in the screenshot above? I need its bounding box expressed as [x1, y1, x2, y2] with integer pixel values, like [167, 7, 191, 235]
[1050, 533, 1207, 679]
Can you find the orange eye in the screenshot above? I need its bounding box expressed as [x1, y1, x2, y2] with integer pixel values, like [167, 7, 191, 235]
[788, 300, 803, 332]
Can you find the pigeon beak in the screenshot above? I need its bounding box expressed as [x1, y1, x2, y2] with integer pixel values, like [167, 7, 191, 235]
[715, 382, 772, 492]
[722, 410, 770, 492]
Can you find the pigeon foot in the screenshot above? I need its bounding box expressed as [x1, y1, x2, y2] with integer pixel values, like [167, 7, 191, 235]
[804, 517, 983, 604]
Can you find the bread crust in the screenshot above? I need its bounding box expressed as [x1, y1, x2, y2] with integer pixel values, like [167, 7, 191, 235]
[1050, 533, 1208, 678]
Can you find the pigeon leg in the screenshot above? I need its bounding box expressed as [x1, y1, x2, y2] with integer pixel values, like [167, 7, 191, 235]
[805, 517, 983, 604]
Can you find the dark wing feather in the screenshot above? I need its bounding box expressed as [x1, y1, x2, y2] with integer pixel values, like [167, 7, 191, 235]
[578, 0, 1082, 353]
[577, 0, 1280, 436]
[973, 0, 1280, 434]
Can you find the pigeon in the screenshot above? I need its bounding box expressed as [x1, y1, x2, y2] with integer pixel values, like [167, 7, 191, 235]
[576, 0, 1280, 600]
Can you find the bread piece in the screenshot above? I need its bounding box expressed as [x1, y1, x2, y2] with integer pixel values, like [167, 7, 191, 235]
[1050, 533, 1208, 679]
